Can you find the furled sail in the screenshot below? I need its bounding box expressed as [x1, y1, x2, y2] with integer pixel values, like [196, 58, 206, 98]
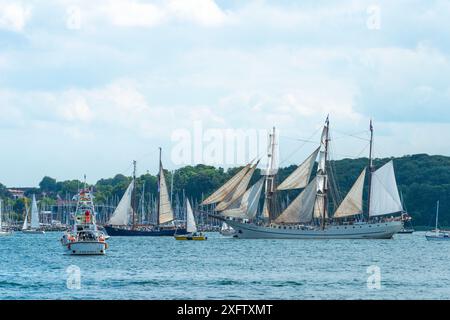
[334, 169, 366, 218]
[216, 162, 258, 211]
[369, 161, 403, 217]
[221, 178, 265, 219]
[201, 164, 251, 205]
[263, 128, 279, 176]
[275, 177, 317, 224]
[186, 199, 197, 233]
[277, 148, 320, 191]
[31, 194, 40, 229]
[108, 180, 134, 226]
[159, 165, 175, 224]
[314, 121, 329, 219]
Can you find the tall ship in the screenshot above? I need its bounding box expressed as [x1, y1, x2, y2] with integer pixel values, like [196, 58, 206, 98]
[61, 186, 108, 255]
[104, 149, 187, 236]
[206, 117, 404, 239]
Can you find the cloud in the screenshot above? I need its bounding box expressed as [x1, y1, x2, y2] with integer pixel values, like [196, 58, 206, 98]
[102, 0, 165, 27]
[0, 2, 32, 32]
[167, 0, 227, 26]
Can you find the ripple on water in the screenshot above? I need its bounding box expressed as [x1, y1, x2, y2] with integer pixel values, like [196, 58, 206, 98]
[1, 232, 450, 299]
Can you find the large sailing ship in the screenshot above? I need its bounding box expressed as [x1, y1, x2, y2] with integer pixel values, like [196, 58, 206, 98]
[206, 117, 404, 239]
[104, 149, 187, 236]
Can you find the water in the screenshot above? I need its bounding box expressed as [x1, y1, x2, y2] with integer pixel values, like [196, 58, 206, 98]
[0, 231, 449, 300]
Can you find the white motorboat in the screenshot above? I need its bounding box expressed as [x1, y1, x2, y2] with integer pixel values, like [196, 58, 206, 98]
[61, 186, 108, 255]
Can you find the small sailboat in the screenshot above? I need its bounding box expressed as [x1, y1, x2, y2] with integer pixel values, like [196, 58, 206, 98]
[22, 195, 45, 234]
[219, 222, 235, 237]
[425, 201, 450, 241]
[61, 186, 109, 255]
[175, 199, 207, 240]
[0, 199, 12, 236]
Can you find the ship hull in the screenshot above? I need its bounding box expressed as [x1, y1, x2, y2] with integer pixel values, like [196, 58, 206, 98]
[104, 226, 187, 237]
[220, 219, 403, 239]
[63, 241, 107, 255]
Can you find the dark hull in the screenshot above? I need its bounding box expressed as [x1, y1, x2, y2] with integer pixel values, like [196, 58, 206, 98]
[104, 226, 187, 237]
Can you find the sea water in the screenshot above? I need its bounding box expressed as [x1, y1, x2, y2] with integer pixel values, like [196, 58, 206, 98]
[0, 232, 449, 300]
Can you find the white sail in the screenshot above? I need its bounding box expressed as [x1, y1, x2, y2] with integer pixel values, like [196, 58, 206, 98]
[186, 199, 197, 233]
[31, 194, 40, 229]
[108, 180, 134, 225]
[313, 196, 328, 219]
[275, 177, 317, 224]
[159, 165, 174, 224]
[334, 169, 366, 218]
[22, 208, 29, 230]
[278, 148, 319, 191]
[216, 163, 258, 211]
[221, 178, 265, 219]
[262, 198, 270, 220]
[201, 164, 251, 205]
[369, 161, 403, 217]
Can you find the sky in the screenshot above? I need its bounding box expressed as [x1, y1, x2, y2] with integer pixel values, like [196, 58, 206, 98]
[0, 0, 450, 187]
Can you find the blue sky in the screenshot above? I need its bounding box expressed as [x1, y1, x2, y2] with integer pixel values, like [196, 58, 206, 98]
[0, 0, 449, 186]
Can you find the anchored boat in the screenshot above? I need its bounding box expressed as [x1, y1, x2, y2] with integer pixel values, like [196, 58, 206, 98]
[219, 222, 236, 237]
[104, 149, 187, 237]
[22, 195, 45, 234]
[175, 199, 207, 241]
[206, 118, 404, 239]
[0, 199, 12, 236]
[426, 201, 450, 241]
[61, 186, 108, 255]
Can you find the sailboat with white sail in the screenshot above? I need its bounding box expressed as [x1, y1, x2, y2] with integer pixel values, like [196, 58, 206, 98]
[425, 201, 450, 241]
[174, 199, 207, 240]
[22, 195, 45, 234]
[104, 150, 188, 236]
[206, 118, 404, 239]
[220, 222, 235, 237]
[0, 199, 12, 236]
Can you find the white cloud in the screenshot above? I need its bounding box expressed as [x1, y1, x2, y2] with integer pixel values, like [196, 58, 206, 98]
[102, 0, 165, 27]
[167, 0, 227, 27]
[0, 2, 32, 32]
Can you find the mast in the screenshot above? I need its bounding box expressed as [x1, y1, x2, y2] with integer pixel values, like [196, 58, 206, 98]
[131, 160, 137, 230]
[436, 200, 440, 234]
[366, 120, 374, 222]
[157, 147, 162, 227]
[141, 181, 145, 224]
[321, 117, 329, 230]
[264, 127, 277, 221]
